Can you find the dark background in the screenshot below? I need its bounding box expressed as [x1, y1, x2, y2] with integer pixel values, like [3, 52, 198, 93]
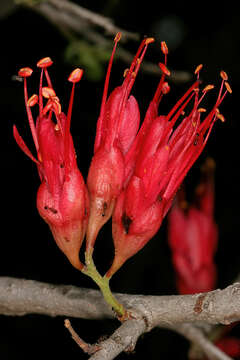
[0, 1, 239, 359]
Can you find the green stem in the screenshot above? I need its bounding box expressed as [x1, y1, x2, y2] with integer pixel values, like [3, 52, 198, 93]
[82, 252, 126, 319]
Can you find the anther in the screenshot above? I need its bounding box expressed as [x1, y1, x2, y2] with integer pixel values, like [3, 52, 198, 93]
[220, 70, 228, 81]
[216, 112, 225, 122]
[145, 37, 155, 45]
[161, 41, 168, 55]
[203, 84, 214, 92]
[68, 68, 84, 83]
[114, 32, 122, 42]
[158, 62, 171, 76]
[27, 94, 38, 107]
[198, 108, 207, 112]
[225, 81, 232, 94]
[37, 57, 53, 68]
[18, 67, 33, 78]
[42, 87, 56, 98]
[194, 64, 203, 75]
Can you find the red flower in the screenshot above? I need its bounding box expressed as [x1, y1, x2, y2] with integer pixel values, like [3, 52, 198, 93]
[168, 158, 218, 294]
[106, 50, 231, 277]
[13, 59, 89, 270]
[86, 34, 154, 255]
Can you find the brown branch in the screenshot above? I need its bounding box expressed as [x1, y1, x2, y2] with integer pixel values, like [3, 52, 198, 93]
[1, 277, 240, 326]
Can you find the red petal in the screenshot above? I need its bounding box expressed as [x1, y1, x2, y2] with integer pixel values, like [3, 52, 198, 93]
[13, 125, 39, 164]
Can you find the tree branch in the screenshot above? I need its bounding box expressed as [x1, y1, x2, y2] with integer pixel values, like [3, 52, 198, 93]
[1, 277, 239, 359]
[1, 277, 240, 327]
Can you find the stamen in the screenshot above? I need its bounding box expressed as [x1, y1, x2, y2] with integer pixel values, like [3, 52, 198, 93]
[194, 64, 203, 75]
[37, 57, 53, 68]
[18, 67, 39, 151]
[198, 108, 206, 112]
[18, 67, 33, 77]
[42, 87, 56, 98]
[158, 62, 171, 76]
[216, 112, 225, 122]
[161, 41, 168, 55]
[203, 84, 214, 92]
[27, 94, 38, 107]
[68, 68, 83, 83]
[225, 81, 232, 94]
[220, 70, 228, 81]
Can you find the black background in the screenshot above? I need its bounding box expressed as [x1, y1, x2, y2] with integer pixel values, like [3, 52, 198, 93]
[0, 1, 240, 359]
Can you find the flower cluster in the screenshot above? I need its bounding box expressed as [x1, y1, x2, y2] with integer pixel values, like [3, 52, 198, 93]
[14, 34, 231, 278]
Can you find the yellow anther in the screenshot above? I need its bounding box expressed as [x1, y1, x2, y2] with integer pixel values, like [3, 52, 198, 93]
[161, 41, 168, 55]
[27, 94, 38, 107]
[114, 32, 122, 42]
[194, 64, 203, 74]
[203, 84, 214, 92]
[198, 108, 207, 112]
[42, 87, 56, 98]
[37, 57, 53, 68]
[18, 67, 33, 78]
[225, 81, 232, 94]
[145, 37, 155, 45]
[220, 70, 228, 81]
[68, 68, 83, 83]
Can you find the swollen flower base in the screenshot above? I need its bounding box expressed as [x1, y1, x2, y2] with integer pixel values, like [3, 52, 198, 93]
[14, 34, 231, 319]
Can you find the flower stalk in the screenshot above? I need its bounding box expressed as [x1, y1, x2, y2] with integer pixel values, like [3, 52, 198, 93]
[82, 252, 127, 319]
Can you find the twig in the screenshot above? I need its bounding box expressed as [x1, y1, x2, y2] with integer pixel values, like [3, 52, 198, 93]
[64, 319, 100, 355]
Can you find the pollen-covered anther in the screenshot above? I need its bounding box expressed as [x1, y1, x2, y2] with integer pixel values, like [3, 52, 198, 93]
[198, 107, 207, 112]
[145, 37, 155, 45]
[37, 57, 53, 68]
[161, 41, 168, 55]
[68, 68, 84, 83]
[42, 86, 56, 99]
[27, 94, 38, 107]
[114, 32, 122, 42]
[194, 64, 203, 75]
[225, 81, 232, 94]
[203, 84, 214, 92]
[159, 62, 171, 76]
[216, 111, 225, 122]
[220, 70, 228, 81]
[18, 67, 33, 78]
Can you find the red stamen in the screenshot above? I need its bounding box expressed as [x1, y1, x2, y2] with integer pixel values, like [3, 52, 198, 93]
[18, 67, 33, 77]
[27, 94, 38, 107]
[159, 62, 171, 76]
[37, 57, 53, 68]
[20, 73, 39, 152]
[98, 33, 121, 120]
